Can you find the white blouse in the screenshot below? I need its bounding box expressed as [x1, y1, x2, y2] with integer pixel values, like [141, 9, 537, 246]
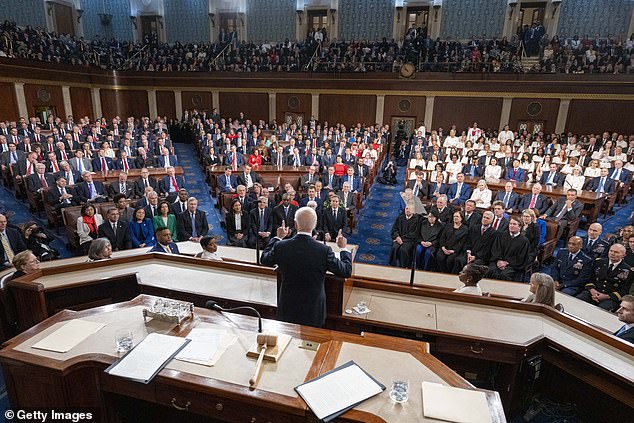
[484, 165, 502, 180]
[584, 167, 601, 177]
[470, 188, 492, 208]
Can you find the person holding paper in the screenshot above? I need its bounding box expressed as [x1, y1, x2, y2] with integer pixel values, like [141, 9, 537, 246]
[261, 207, 352, 327]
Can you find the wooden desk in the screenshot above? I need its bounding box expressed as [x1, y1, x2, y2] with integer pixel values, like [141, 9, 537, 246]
[0, 296, 505, 423]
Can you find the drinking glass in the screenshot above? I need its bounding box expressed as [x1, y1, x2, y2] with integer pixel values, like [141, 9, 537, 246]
[389, 377, 409, 403]
[115, 329, 134, 354]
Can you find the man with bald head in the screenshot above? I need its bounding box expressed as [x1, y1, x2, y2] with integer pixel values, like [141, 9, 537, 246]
[582, 223, 608, 259]
[261, 206, 352, 327]
[576, 243, 634, 311]
[551, 236, 593, 296]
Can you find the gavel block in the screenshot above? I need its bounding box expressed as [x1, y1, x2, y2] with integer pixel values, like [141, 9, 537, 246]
[246, 333, 292, 362]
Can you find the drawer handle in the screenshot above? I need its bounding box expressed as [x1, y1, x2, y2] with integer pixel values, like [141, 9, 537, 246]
[170, 398, 191, 412]
[469, 345, 484, 354]
[216, 403, 224, 411]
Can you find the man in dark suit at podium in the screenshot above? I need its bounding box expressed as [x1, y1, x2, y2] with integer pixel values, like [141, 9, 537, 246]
[261, 207, 352, 328]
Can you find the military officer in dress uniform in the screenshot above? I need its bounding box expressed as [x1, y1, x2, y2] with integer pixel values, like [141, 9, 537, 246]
[552, 236, 593, 296]
[576, 244, 634, 311]
[582, 223, 609, 260]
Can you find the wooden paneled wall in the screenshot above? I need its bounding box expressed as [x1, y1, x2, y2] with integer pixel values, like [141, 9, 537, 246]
[100, 90, 149, 119]
[182, 91, 212, 115]
[23, 84, 65, 118]
[69, 87, 92, 119]
[509, 98, 560, 134]
[156, 91, 176, 119]
[319, 94, 377, 127]
[276, 93, 311, 125]
[219, 92, 269, 122]
[432, 97, 503, 132]
[566, 100, 634, 135]
[0, 82, 18, 121]
[383, 95, 426, 127]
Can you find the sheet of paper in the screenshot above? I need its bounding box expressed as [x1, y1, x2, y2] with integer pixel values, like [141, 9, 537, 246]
[175, 330, 237, 367]
[422, 381, 492, 423]
[176, 328, 225, 363]
[31, 320, 105, 353]
[107, 333, 189, 383]
[296, 363, 383, 420]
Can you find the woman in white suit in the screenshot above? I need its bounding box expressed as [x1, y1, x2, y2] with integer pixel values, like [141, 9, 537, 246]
[469, 179, 492, 209]
[76, 203, 104, 254]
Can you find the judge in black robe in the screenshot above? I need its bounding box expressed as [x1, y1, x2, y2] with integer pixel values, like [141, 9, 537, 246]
[389, 206, 420, 268]
[487, 216, 531, 281]
[435, 210, 468, 274]
[415, 210, 444, 270]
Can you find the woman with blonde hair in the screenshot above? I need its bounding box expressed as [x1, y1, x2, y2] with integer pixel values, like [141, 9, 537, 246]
[469, 179, 492, 209]
[523, 273, 556, 307]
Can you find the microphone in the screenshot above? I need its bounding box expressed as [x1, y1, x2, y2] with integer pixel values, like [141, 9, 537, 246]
[205, 300, 263, 333]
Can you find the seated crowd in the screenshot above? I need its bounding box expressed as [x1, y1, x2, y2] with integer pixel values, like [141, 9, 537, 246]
[1, 20, 632, 74]
[387, 122, 634, 312]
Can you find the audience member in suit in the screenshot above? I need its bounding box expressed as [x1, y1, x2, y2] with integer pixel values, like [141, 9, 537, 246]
[405, 172, 428, 201]
[582, 223, 609, 259]
[270, 146, 286, 167]
[232, 185, 254, 213]
[225, 199, 250, 247]
[177, 198, 209, 242]
[504, 160, 526, 182]
[429, 195, 453, 225]
[586, 167, 617, 194]
[143, 191, 161, 220]
[153, 200, 178, 242]
[107, 173, 134, 199]
[55, 161, 82, 186]
[436, 210, 469, 274]
[454, 211, 496, 273]
[134, 148, 157, 168]
[286, 148, 304, 167]
[160, 167, 186, 201]
[1, 144, 24, 172]
[0, 213, 27, 268]
[47, 176, 79, 210]
[148, 227, 180, 254]
[261, 207, 352, 327]
[157, 150, 178, 168]
[76, 172, 108, 203]
[128, 207, 156, 248]
[133, 168, 159, 198]
[248, 196, 273, 249]
[299, 186, 324, 211]
[461, 159, 482, 178]
[340, 167, 362, 193]
[69, 150, 92, 173]
[428, 173, 449, 201]
[518, 183, 549, 215]
[113, 194, 135, 224]
[97, 208, 132, 251]
[272, 194, 298, 237]
[491, 201, 510, 232]
[415, 210, 443, 270]
[576, 244, 633, 311]
[551, 236, 593, 296]
[204, 148, 221, 167]
[389, 205, 421, 268]
[338, 182, 355, 210]
[609, 160, 633, 186]
[91, 150, 114, 172]
[487, 216, 531, 281]
[26, 163, 55, 194]
[236, 165, 262, 189]
[539, 163, 565, 187]
[115, 152, 135, 171]
[463, 200, 482, 228]
[354, 159, 369, 179]
[170, 189, 189, 216]
[223, 146, 244, 168]
[217, 167, 238, 193]
[300, 166, 320, 190]
[446, 173, 472, 206]
[495, 182, 520, 213]
[322, 167, 341, 192]
[321, 196, 348, 241]
[541, 189, 584, 239]
[615, 295, 634, 344]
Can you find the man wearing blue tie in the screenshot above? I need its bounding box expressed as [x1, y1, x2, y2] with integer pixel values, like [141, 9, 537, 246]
[609, 160, 632, 186]
[587, 167, 616, 194]
[447, 173, 472, 206]
[494, 182, 520, 213]
[551, 236, 593, 296]
[615, 295, 634, 343]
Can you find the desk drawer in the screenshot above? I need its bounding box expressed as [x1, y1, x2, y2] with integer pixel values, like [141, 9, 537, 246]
[155, 383, 304, 423]
[434, 337, 523, 364]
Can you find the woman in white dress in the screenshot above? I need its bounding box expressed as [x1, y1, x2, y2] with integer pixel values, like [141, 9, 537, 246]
[564, 166, 585, 194]
[553, 150, 567, 165]
[430, 162, 448, 183]
[560, 156, 580, 174]
[443, 129, 460, 148]
[426, 154, 439, 171]
[519, 153, 536, 182]
[409, 151, 425, 170]
[101, 141, 116, 159]
[584, 159, 601, 177]
[469, 179, 492, 209]
[484, 157, 502, 180]
[445, 155, 463, 184]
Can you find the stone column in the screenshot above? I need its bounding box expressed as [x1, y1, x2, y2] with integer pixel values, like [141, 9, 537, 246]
[90, 88, 102, 118]
[311, 93, 320, 120]
[375, 94, 385, 126]
[61, 86, 73, 117]
[555, 99, 571, 134]
[499, 97, 513, 131]
[148, 89, 158, 119]
[424, 96, 435, 128]
[14, 83, 28, 118]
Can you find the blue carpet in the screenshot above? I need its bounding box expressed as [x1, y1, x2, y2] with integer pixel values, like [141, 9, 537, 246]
[172, 143, 225, 243]
[348, 165, 406, 264]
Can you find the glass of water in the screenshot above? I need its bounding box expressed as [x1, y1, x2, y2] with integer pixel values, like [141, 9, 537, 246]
[389, 377, 409, 403]
[356, 300, 367, 313]
[115, 329, 134, 354]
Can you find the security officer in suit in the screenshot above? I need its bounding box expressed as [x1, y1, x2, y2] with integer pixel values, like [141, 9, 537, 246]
[576, 243, 634, 311]
[261, 207, 352, 328]
[582, 223, 609, 259]
[552, 236, 593, 296]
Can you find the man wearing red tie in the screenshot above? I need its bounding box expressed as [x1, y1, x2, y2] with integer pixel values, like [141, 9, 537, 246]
[160, 166, 186, 202]
[26, 163, 54, 195]
[116, 151, 135, 171]
[91, 149, 114, 172]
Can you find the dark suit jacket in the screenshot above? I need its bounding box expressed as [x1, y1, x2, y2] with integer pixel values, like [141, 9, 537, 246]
[0, 227, 27, 267]
[46, 185, 79, 208]
[321, 174, 341, 191]
[616, 326, 634, 343]
[586, 176, 617, 194]
[272, 204, 298, 233]
[159, 175, 186, 194]
[552, 249, 593, 290]
[260, 234, 352, 327]
[75, 181, 107, 203]
[461, 164, 482, 177]
[115, 158, 136, 170]
[176, 210, 209, 241]
[26, 173, 55, 193]
[98, 221, 132, 251]
[133, 177, 159, 198]
[492, 216, 509, 232]
[428, 182, 449, 199]
[148, 242, 181, 254]
[157, 155, 178, 168]
[405, 180, 428, 200]
[249, 207, 273, 240]
[54, 169, 82, 186]
[504, 167, 526, 182]
[91, 156, 114, 172]
[170, 200, 189, 216]
[321, 207, 348, 239]
[223, 152, 244, 167]
[539, 170, 565, 187]
[340, 175, 362, 193]
[134, 155, 157, 169]
[237, 171, 262, 187]
[217, 174, 238, 192]
[609, 168, 632, 184]
[446, 183, 473, 204]
[518, 193, 549, 214]
[544, 198, 583, 221]
[495, 191, 520, 211]
[108, 181, 135, 199]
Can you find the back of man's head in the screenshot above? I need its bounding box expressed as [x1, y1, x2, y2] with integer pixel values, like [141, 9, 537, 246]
[295, 207, 317, 233]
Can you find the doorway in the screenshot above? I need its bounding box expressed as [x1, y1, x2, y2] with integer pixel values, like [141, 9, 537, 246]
[518, 121, 545, 135]
[404, 6, 429, 39]
[307, 10, 328, 39]
[51, 1, 75, 35]
[34, 106, 58, 125]
[285, 112, 304, 128]
[391, 117, 416, 141]
[517, 2, 546, 36]
[140, 15, 160, 42]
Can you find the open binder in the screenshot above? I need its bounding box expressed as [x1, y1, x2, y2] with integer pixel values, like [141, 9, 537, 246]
[295, 360, 385, 422]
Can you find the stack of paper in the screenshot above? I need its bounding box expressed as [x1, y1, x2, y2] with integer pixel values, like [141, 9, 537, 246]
[175, 328, 237, 366]
[422, 381, 492, 423]
[295, 361, 384, 422]
[32, 320, 105, 353]
[106, 333, 190, 384]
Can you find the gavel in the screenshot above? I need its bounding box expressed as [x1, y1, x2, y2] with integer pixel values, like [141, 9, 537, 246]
[249, 333, 278, 389]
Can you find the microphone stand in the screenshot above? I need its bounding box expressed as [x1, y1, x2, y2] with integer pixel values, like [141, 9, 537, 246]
[409, 252, 416, 288]
[255, 235, 261, 265]
[205, 300, 263, 333]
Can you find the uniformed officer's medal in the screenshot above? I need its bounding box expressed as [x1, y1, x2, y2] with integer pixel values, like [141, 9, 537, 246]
[573, 260, 583, 269]
[617, 269, 629, 280]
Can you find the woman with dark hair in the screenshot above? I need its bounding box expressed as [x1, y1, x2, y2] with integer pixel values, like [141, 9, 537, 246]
[435, 210, 468, 274]
[248, 147, 263, 166]
[522, 209, 540, 265]
[129, 207, 155, 248]
[415, 210, 444, 270]
[454, 263, 490, 295]
[76, 204, 103, 254]
[195, 236, 222, 261]
[225, 199, 250, 247]
[153, 200, 178, 242]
